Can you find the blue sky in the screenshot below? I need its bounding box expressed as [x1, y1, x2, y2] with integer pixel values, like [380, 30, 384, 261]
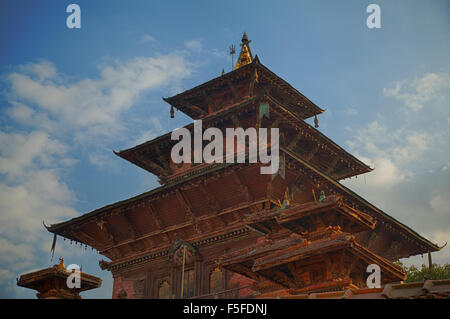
[0, 0, 449, 298]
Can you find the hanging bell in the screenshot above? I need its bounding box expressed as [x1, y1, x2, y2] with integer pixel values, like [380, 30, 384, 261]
[170, 105, 175, 118]
[314, 114, 319, 128]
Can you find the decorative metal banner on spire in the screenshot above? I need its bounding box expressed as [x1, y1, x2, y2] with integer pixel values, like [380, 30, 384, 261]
[229, 44, 236, 70]
[235, 32, 253, 69]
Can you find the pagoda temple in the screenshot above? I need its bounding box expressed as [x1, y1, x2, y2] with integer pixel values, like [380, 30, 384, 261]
[45, 33, 440, 299]
[17, 258, 102, 299]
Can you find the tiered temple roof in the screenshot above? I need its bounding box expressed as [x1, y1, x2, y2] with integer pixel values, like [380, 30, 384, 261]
[45, 33, 441, 298]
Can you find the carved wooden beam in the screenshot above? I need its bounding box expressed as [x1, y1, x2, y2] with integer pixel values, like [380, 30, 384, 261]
[182, 100, 208, 116]
[287, 133, 302, 150]
[325, 157, 340, 175]
[123, 213, 140, 240]
[135, 153, 171, 176]
[153, 147, 171, 170]
[216, 215, 227, 228]
[270, 117, 282, 129]
[147, 202, 171, 242]
[345, 257, 359, 278]
[333, 166, 355, 179]
[228, 264, 260, 282]
[266, 178, 273, 199]
[270, 268, 295, 288]
[290, 175, 308, 199]
[232, 172, 253, 202]
[249, 69, 258, 97]
[70, 225, 103, 250]
[175, 190, 201, 235]
[202, 90, 217, 112]
[231, 115, 241, 128]
[203, 220, 214, 233]
[96, 219, 118, 246]
[305, 144, 320, 162]
[226, 79, 240, 104]
[199, 183, 222, 213]
[101, 200, 264, 253]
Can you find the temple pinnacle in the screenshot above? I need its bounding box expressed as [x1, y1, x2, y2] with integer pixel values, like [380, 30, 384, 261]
[235, 32, 253, 69]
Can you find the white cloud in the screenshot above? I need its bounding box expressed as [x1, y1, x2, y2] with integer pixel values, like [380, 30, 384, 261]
[0, 130, 79, 297]
[0, 131, 68, 178]
[344, 71, 450, 265]
[0, 46, 198, 297]
[184, 40, 202, 52]
[5, 101, 56, 132]
[0, 131, 77, 241]
[8, 55, 191, 142]
[383, 72, 450, 111]
[140, 34, 156, 44]
[344, 106, 358, 116]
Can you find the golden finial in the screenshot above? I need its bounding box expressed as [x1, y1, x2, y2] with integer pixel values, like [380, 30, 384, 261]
[221, 68, 225, 76]
[235, 32, 253, 69]
[56, 257, 66, 270]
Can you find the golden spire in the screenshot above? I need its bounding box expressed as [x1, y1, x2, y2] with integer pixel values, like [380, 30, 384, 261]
[235, 32, 253, 69]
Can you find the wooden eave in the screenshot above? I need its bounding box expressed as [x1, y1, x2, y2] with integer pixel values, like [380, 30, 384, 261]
[45, 161, 243, 235]
[114, 97, 260, 179]
[265, 95, 372, 178]
[282, 147, 441, 255]
[116, 94, 371, 182]
[218, 236, 306, 268]
[46, 150, 439, 261]
[244, 195, 376, 235]
[163, 56, 324, 120]
[220, 233, 406, 286]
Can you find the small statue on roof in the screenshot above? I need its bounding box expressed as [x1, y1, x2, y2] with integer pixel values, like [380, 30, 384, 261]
[279, 188, 291, 209]
[56, 257, 66, 270]
[318, 190, 326, 203]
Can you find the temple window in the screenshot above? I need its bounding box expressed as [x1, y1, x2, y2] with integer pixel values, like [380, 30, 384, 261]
[209, 267, 223, 295]
[182, 269, 195, 298]
[158, 280, 171, 299]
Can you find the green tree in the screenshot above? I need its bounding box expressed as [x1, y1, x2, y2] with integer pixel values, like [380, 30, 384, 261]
[396, 262, 450, 282]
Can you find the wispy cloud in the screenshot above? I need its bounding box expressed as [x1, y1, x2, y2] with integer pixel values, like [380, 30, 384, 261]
[140, 34, 157, 44]
[0, 51, 194, 297]
[344, 71, 450, 265]
[8, 55, 191, 141]
[184, 39, 202, 52]
[383, 72, 450, 111]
